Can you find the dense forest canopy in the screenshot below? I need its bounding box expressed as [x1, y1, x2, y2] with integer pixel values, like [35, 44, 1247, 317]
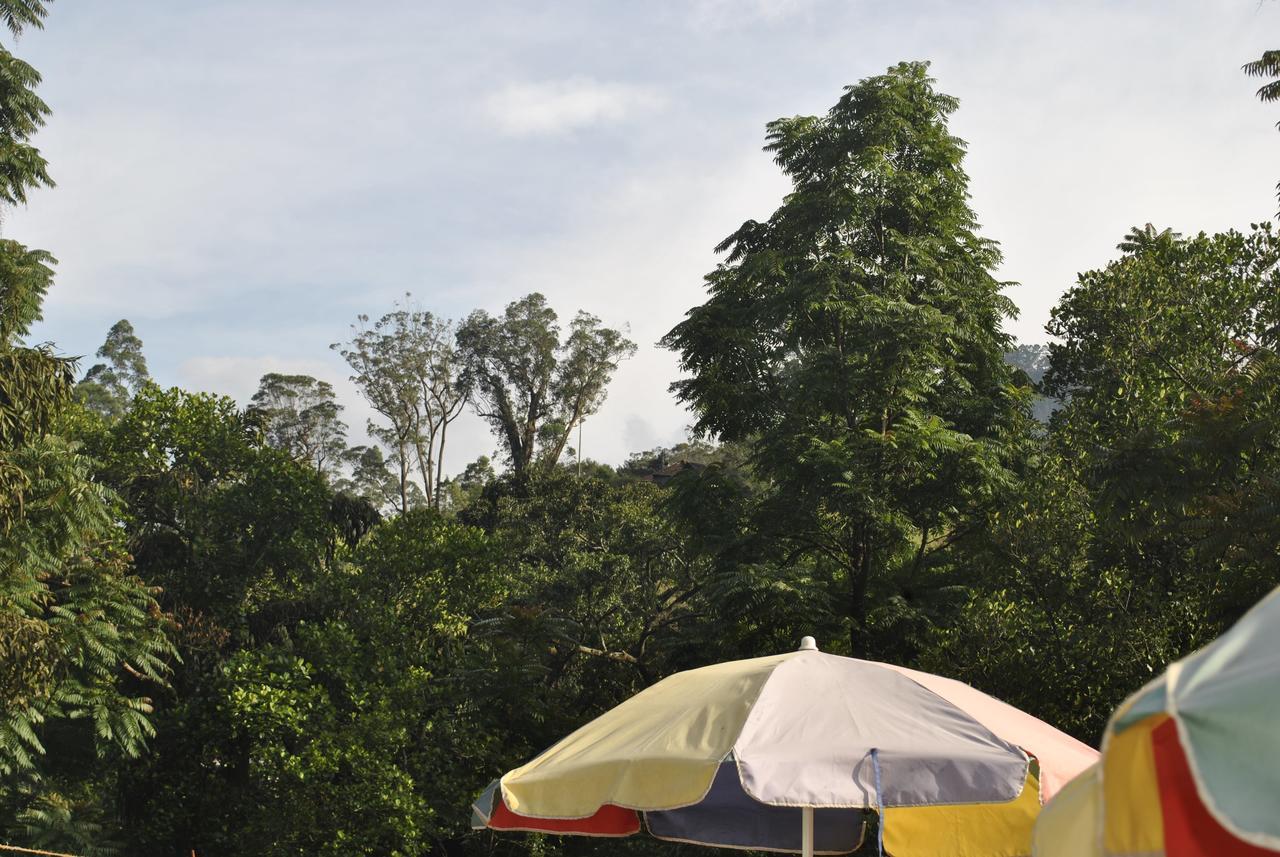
[0, 2, 1277, 853]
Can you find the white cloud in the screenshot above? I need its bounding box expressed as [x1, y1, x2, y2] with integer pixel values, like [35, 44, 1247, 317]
[687, 0, 814, 31]
[484, 78, 665, 136]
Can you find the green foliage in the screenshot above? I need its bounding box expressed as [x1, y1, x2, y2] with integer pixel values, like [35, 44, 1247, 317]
[1245, 49, 1280, 107]
[0, 432, 175, 849]
[0, 437, 173, 768]
[0, 240, 55, 346]
[934, 223, 1280, 742]
[438, 454, 496, 511]
[0, 56, 51, 206]
[0, 343, 71, 516]
[0, 0, 48, 40]
[1045, 225, 1276, 452]
[0, 241, 67, 500]
[470, 471, 705, 684]
[17, 787, 120, 857]
[0, 2, 54, 206]
[83, 385, 345, 853]
[118, 506, 516, 856]
[90, 384, 334, 626]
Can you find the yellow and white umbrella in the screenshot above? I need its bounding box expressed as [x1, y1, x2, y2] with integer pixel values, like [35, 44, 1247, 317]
[475, 638, 1096, 857]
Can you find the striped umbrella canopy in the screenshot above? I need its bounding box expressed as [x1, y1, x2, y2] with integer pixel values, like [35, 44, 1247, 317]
[473, 638, 1096, 857]
[1033, 585, 1280, 857]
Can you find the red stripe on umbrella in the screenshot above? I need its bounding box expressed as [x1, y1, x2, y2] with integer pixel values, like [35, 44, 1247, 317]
[1152, 718, 1277, 857]
[488, 795, 641, 837]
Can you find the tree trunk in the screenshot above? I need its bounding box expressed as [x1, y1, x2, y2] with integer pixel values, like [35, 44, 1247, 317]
[397, 439, 410, 512]
[434, 416, 448, 509]
[847, 527, 872, 657]
[542, 391, 587, 471]
[411, 409, 435, 503]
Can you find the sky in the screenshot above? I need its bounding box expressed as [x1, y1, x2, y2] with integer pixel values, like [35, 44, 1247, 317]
[15, 0, 1279, 475]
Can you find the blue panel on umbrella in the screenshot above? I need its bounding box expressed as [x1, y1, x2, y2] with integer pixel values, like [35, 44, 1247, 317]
[647, 762, 867, 854]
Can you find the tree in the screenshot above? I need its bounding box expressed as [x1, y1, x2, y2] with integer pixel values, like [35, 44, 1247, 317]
[922, 449, 1201, 742]
[333, 299, 468, 509]
[933, 223, 1280, 742]
[662, 62, 1026, 656]
[463, 468, 715, 703]
[456, 293, 635, 477]
[1044, 224, 1280, 609]
[0, 434, 175, 782]
[1045, 227, 1271, 446]
[247, 373, 348, 479]
[76, 319, 150, 419]
[90, 385, 335, 625]
[407, 311, 469, 508]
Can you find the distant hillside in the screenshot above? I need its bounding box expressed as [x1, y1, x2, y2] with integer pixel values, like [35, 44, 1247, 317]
[1004, 343, 1059, 422]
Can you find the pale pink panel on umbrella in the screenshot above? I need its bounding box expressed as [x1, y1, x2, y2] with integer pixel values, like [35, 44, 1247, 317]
[882, 663, 1098, 801]
[733, 651, 1029, 808]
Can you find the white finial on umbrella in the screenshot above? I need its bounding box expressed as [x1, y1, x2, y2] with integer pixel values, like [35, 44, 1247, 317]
[798, 636, 818, 651]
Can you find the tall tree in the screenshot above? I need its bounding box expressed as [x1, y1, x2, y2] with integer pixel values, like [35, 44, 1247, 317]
[76, 319, 150, 419]
[662, 62, 1025, 656]
[87, 385, 342, 854]
[456, 293, 635, 477]
[247, 373, 348, 479]
[333, 300, 468, 509]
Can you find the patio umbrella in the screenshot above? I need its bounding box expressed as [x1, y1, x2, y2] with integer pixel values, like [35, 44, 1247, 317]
[1033, 585, 1280, 857]
[473, 638, 1096, 857]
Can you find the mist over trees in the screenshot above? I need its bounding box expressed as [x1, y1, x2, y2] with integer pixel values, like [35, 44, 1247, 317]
[1, 5, 1277, 854]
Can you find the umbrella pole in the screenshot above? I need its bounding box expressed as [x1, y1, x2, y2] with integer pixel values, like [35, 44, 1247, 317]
[802, 807, 814, 857]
